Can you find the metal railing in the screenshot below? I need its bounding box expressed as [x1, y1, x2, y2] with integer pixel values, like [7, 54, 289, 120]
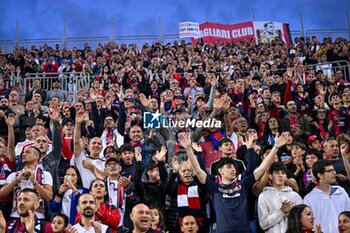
[4, 72, 91, 103]
[115, 35, 158, 48]
[66, 36, 111, 49]
[0, 40, 15, 53]
[17, 38, 63, 50]
[306, 29, 350, 41]
[1, 29, 348, 52]
[294, 60, 350, 82]
[290, 30, 303, 42]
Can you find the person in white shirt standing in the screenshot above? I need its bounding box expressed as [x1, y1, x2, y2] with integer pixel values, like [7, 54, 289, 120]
[258, 162, 303, 233]
[304, 159, 350, 233]
[72, 110, 105, 188]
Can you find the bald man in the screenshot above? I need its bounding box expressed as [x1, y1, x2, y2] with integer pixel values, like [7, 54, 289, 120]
[181, 215, 199, 233]
[129, 203, 160, 233]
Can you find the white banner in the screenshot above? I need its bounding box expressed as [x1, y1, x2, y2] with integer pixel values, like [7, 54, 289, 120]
[179, 22, 201, 38]
[253, 21, 289, 44]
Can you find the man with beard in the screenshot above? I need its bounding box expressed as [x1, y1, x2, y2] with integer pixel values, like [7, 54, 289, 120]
[0, 97, 14, 138]
[281, 100, 311, 141]
[0, 189, 53, 232]
[128, 203, 160, 233]
[47, 78, 67, 102]
[0, 146, 53, 220]
[71, 193, 111, 233]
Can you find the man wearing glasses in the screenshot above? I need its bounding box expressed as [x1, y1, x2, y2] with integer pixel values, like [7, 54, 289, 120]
[304, 159, 350, 233]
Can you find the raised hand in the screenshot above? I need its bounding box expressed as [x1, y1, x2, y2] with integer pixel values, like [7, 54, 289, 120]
[155, 146, 167, 162]
[49, 108, 61, 121]
[139, 93, 150, 107]
[191, 142, 202, 152]
[75, 110, 86, 124]
[246, 133, 255, 149]
[210, 76, 218, 87]
[5, 113, 16, 127]
[172, 156, 180, 173]
[89, 88, 96, 100]
[117, 85, 123, 101]
[286, 67, 294, 78]
[275, 132, 288, 148]
[178, 133, 192, 149]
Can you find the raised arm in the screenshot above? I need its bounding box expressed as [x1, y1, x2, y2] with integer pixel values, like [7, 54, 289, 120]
[5, 114, 16, 162]
[49, 109, 62, 161]
[253, 132, 288, 181]
[178, 133, 207, 184]
[152, 145, 169, 188]
[74, 110, 87, 157]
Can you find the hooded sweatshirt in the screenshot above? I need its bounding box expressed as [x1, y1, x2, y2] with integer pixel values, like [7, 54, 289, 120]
[258, 186, 303, 233]
[304, 186, 350, 233]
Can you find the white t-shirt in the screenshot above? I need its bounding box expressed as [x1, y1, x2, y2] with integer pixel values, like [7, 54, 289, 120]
[15, 140, 53, 164]
[72, 152, 106, 189]
[6, 166, 53, 219]
[61, 189, 73, 219]
[72, 222, 110, 233]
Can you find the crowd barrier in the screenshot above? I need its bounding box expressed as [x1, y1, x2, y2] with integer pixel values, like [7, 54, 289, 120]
[295, 60, 350, 82]
[4, 72, 90, 103]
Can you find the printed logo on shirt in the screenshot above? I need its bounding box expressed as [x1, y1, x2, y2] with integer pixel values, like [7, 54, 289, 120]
[219, 184, 242, 199]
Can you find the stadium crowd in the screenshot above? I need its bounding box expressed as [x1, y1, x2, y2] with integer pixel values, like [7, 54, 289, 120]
[0, 34, 349, 233]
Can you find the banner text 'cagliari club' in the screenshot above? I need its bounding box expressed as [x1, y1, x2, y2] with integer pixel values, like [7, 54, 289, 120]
[191, 21, 292, 46]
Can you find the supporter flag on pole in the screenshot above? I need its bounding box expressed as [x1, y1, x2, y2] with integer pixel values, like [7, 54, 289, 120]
[179, 22, 201, 39]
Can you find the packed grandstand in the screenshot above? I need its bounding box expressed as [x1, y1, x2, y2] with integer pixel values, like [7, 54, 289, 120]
[0, 32, 349, 233]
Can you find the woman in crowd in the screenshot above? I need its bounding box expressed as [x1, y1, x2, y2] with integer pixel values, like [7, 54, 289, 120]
[298, 151, 321, 197]
[286, 204, 321, 233]
[260, 117, 281, 147]
[50, 166, 88, 225]
[339, 211, 350, 233]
